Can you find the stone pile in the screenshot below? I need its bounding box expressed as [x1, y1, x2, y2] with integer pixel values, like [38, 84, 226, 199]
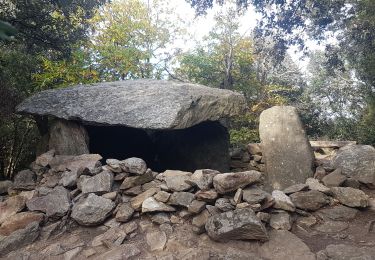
[1, 142, 374, 257]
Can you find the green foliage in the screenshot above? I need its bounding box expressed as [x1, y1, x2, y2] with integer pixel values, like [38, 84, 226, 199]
[0, 21, 17, 40]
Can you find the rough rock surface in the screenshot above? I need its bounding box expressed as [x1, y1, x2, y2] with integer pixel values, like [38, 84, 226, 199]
[49, 119, 89, 155]
[330, 187, 369, 208]
[259, 106, 314, 190]
[80, 171, 113, 194]
[49, 153, 102, 175]
[317, 244, 375, 260]
[162, 170, 192, 192]
[16, 79, 246, 129]
[189, 169, 219, 190]
[205, 208, 268, 241]
[26, 186, 71, 219]
[120, 157, 147, 175]
[0, 180, 12, 195]
[142, 197, 176, 213]
[71, 193, 115, 225]
[290, 190, 330, 211]
[259, 230, 315, 260]
[322, 168, 347, 187]
[213, 171, 262, 194]
[13, 169, 36, 190]
[331, 145, 375, 187]
[0, 195, 26, 224]
[316, 205, 358, 221]
[272, 190, 295, 212]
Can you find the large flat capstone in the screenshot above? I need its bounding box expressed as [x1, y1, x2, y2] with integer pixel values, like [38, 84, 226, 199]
[16, 80, 246, 130]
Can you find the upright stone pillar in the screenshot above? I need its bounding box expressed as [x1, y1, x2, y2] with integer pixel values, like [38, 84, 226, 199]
[259, 106, 314, 190]
[49, 119, 89, 155]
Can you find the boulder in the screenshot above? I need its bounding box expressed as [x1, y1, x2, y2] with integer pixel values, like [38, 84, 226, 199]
[289, 190, 330, 211]
[35, 150, 55, 167]
[242, 187, 270, 204]
[0, 195, 26, 224]
[259, 106, 314, 190]
[272, 190, 295, 212]
[0, 180, 12, 195]
[130, 188, 160, 210]
[120, 157, 147, 175]
[213, 170, 262, 194]
[316, 205, 358, 221]
[80, 171, 113, 194]
[259, 230, 315, 260]
[162, 170, 193, 192]
[270, 212, 292, 230]
[13, 169, 36, 190]
[0, 217, 41, 256]
[168, 192, 195, 207]
[49, 153, 102, 175]
[331, 145, 375, 187]
[48, 119, 89, 155]
[189, 169, 219, 190]
[71, 193, 115, 225]
[142, 197, 176, 213]
[115, 203, 134, 222]
[330, 187, 369, 208]
[322, 168, 347, 187]
[26, 186, 71, 219]
[205, 208, 268, 241]
[16, 80, 246, 130]
[120, 170, 154, 190]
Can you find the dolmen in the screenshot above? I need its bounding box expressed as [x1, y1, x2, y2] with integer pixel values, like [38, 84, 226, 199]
[16, 79, 246, 172]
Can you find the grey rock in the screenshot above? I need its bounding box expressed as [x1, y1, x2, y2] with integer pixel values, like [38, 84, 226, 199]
[270, 211, 292, 230]
[195, 189, 218, 202]
[242, 187, 269, 204]
[316, 244, 375, 260]
[188, 200, 206, 214]
[102, 191, 118, 200]
[259, 106, 314, 190]
[322, 168, 347, 187]
[272, 190, 295, 212]
[162, 170, 192, 192]
[80, 171, 113, 194]
[154, 191, 171, 203]
[215, 198, 235, 211]
[314, 221, 349, 233]
[169, 192, 195, 207]
[106, 159, 123, 173]
[142, 197, 176, 213]
[17, 79, 246, 129]
[0, 180, 12, 195]
[35, 149, 55, 167]
[233, 188, 243, 204]
[71, 193, 115, 225]
[283, 183, 309, 195]
[259, 230, 315, 260]
[330, 187, 369, 208]
[13, 169, 36, 190]
[290, 190, 330, 211]
[256, 212, 271, 223]
[120, 170, 154, 190]
[120, 157, 147, 175]
[213, 170, 262, 194]
[0, 195, 26, 224]
[146, 231, 167, 251]
[206, 205, 221, 216]
[205, 208, 268, 241]
[26, 186, 71, 219]
[331, 144, 375, 187]
[151, 213, 170, 225]
[306, 178, 331, 194]
[49, 153, 102, 176]
[130, 188, 160, 210]
[189, 169, 219, 190]
[192, 209, 211, 234]
[60, 170, 79, 187]
[115, 203, 134, 222]
[247, 143, 262, 155]
[0, 221, 41, 256]
[316, 205, 358, 221]
[48, 119, 89, 155]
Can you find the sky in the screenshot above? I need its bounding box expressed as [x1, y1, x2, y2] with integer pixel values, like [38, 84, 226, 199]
[168, 0, 325, 72]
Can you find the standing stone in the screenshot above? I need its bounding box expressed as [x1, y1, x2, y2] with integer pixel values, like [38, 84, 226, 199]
[259, 106, 314, 190]
[205, 208, 268, 241]
[71, 194, 115, 226]
[48, 119, 89, 155]
[331, 145, 375, 187]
